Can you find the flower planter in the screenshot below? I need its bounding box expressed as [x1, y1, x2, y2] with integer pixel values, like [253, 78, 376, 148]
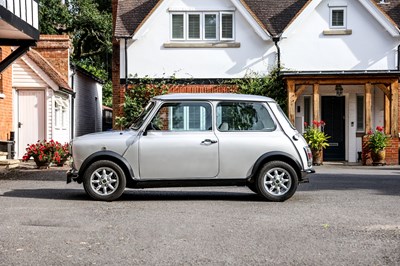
[371, 149, 386, 166]
[33, 157, 51, 169]
[56, 158, 68, 167]
[312, 149, 323, 166]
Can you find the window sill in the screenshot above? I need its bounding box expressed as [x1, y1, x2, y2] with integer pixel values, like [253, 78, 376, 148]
[0, 93, 5, 99]
[163, 42, 240, 48]
[356, 132, 365, 138]
[323, 29, 352, 35]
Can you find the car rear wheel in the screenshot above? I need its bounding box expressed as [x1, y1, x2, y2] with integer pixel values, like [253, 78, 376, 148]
[256, 161, 298, 202]
[83, 160, 126, 201]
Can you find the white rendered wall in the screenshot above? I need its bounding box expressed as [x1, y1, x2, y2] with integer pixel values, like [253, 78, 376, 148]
[121, 0, 276, 79]
[281, 0, 399, 71]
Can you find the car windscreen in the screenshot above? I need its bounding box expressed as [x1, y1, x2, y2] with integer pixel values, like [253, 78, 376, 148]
[130, 101, 156, 130]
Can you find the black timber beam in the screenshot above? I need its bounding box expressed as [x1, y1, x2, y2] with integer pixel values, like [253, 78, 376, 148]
[0, 44, 33, 73]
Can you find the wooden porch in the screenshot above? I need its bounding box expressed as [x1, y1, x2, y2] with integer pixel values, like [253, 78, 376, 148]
[283, 72, 400, 164]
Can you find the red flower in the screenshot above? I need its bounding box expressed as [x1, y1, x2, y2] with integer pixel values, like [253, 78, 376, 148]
[304, 122, 308, 127]
[376, 126, 383, 132]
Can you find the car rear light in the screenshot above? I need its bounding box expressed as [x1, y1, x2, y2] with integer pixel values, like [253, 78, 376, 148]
[304, 146, 313, 167]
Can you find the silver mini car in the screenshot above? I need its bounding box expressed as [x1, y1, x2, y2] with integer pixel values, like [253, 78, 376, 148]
[67, 93, 314, 201]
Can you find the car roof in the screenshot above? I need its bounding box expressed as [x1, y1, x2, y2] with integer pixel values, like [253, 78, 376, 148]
[153, 93, 275, 102]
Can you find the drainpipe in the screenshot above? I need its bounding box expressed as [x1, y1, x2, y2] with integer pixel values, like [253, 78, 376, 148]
[71, 67, 76, 139]
[398, 44, 400, 70]
[272, 35, 281, 73]
[124, 38, 128, 91]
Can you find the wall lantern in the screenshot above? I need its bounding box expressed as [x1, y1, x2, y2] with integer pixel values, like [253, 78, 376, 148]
[335, 84, 344, 97]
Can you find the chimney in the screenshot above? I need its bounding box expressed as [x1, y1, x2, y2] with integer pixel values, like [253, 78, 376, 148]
[33, 35, 71, 82]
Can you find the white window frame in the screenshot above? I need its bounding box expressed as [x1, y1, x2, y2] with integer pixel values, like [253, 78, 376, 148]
[187, 13, 202, 40]
[170, 12, 186, 40]
[170, 11, 235, 41]
[330, 7, 346, 29]
[55, 101, 61, 129]
[220, 12, 235, 41]
[203, 12, 218, 41]
[55, 95, 68, 130]
[356, 94, 365, 132]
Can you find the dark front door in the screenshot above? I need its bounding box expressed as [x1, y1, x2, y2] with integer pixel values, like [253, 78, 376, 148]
[321, 96, 345, 161]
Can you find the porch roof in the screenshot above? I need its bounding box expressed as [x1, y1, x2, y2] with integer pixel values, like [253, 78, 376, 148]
[26, 49, 72, 92]
[282, 70, 400, 77]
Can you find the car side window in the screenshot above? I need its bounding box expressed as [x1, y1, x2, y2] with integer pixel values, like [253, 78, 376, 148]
[150, 102, 212, 131]
[216, 102, 276, 131]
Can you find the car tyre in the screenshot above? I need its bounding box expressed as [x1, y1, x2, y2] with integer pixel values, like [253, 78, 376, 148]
[256, 161, 298, 202]
[83, 160, 126, 201]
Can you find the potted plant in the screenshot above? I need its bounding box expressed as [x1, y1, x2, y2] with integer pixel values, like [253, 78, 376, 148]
[367, 126, 389, 165]
[303, 120, 330, 165]
[22, 140, 71, 168]
[22, 140, 54, 168]
[53, 142, 71, 166]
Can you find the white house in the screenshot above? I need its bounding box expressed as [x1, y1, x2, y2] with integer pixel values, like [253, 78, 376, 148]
[113, 0, 400, 164]
[11, 35, 104, 159]
[12, 35, 73, 158]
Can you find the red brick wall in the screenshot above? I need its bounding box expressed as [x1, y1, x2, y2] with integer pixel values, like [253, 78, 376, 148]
[34, 35, 70, 82]
[362, 136, 399, 165]
[0, 47, 13, 141]
[168, 84, 237, 93]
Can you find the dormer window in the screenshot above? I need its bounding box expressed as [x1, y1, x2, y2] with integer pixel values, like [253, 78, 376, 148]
[171, 11, 234, 41]
[329, 6, 346, 29]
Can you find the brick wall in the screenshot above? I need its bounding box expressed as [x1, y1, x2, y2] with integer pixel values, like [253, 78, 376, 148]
[168, 84, 237, 94]
[362, 136, 399, 165]
[34, 35, 70, 81]
[0, 47, 13, 141]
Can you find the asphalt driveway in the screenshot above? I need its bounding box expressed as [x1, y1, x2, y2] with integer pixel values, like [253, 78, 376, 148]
[0, 164, 399, 265]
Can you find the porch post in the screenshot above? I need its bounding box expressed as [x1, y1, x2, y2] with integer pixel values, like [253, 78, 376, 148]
[313, 83, 320, 122]
[384, 85, 391, 135]
[365, 83, 372, 133]
[287, 80, 296, 124]
[391, 80, 399, 136]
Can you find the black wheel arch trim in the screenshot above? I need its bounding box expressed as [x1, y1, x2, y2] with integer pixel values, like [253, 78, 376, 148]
[249, 151, 303, 181]
[78, 151, 135, 181]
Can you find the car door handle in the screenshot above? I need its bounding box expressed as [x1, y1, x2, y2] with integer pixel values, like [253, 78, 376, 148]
[201, 139, 218, 144]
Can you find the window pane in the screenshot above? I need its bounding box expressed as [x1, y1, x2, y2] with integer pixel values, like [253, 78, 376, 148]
[357, 95, 364, 131]
[172, 106, 185, 130]
[204, 14, 217, 39]
[304, 96, 311, 127]
[332, 9, 344, 27]
[151, 103, 211, 131]
[172, 14, 184, 39]
[221, 13, 233, 39]
[188, 14, 200, 39]
[217, 102, 275, 131]
[55, 102, 60, 128]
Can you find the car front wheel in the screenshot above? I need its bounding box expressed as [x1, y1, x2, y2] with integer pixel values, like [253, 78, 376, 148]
[83, 160, 126, 201]
[256, 161, 298, 202]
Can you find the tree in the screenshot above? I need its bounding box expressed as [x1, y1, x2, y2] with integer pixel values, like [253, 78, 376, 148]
[39, 0, 112, 80]
[228, 68, 287, 113]
[39, 0, 72, 34]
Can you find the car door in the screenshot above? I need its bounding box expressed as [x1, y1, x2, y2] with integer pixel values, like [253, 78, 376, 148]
[138, 101, 219, 179]
[215, 101, 294, 178]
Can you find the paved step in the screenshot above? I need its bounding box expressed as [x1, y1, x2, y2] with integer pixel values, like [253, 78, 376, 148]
[0, 159, 20, 169]
[0, 151, 8, 160]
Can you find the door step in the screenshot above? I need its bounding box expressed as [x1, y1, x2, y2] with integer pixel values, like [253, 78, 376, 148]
[0, 159, 20, 169]
[0, 151, 8, 160]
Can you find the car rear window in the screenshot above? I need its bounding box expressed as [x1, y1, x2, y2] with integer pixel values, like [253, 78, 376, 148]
[216, 102, 276, 131]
